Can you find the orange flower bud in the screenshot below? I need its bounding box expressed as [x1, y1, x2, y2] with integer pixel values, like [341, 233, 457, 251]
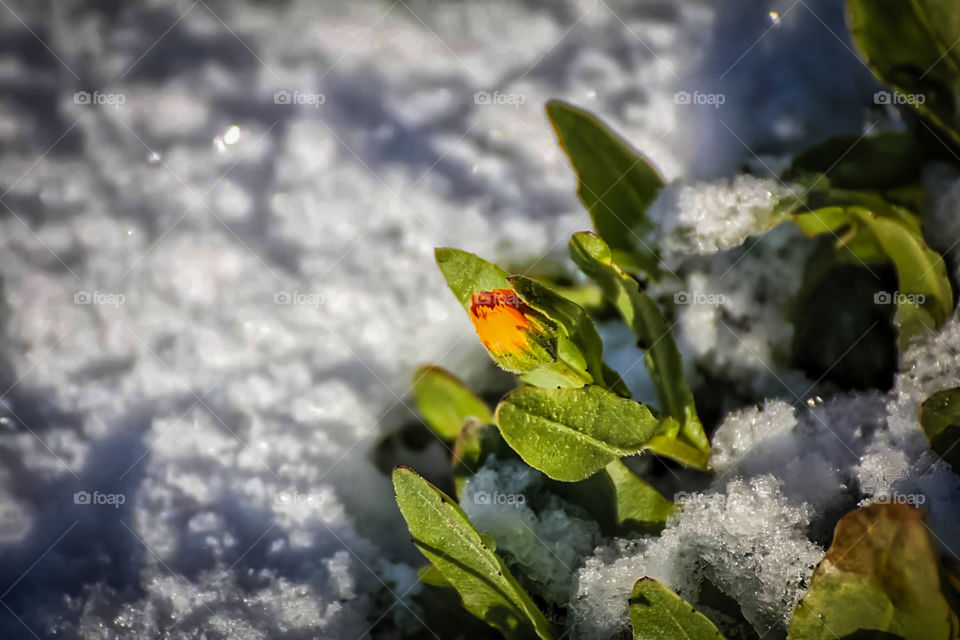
[468, 289, 557, 373]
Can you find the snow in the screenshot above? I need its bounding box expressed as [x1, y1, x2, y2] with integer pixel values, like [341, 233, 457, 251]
[461, 459, 602, 606]
[668, 222, 817, 405]
[570, 329, 960, 639]
[572, 476, 821, 639]
[856, 313, 960, 546]
[646, 176, 798, 266]
[0, 0, 933, 638]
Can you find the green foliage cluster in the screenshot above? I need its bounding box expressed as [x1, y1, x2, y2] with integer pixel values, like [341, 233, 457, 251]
[390, 2, 960, 638]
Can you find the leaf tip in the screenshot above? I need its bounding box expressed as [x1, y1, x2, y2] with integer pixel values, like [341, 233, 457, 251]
[392, 465, 418, 483]
[411, 362, 440, 382]
[433, 246, 454, 263]
[544, 98, 570, 120]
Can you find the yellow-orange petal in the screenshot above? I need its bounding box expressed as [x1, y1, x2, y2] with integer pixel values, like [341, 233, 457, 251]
[469, 289, 532, 356]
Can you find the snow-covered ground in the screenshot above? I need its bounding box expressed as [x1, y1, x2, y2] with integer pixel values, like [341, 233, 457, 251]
[0, 0, 914, 638]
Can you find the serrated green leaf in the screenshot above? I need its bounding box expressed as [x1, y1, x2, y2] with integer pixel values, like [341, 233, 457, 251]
[788, 504, 956, 640]
[919, 388, 960, 472]
[393, 467, 554, 640]
[630, 578, 726, 640]
[569, 231, 710, 465]
[547, 100, 664, 275]
[435, 248, 560, 374]
[791, 206, 952, 347]
[494, 385, 660, 482]
[413, 365, 493, 440]
[847, 0, 960, 144]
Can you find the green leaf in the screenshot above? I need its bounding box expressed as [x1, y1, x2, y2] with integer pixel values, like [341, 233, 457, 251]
[863, 213, 953, 345]
[789, 244, 898, 392]
[785, 132, 925, 190]
[644, 432, 711, 472]
[569, 232, 710, 463]
[412, 571, 504, 640]
[847, 0, 960, 144]
[452, 418, 513, 497]
[419, 562, 453, 588]
[551, 283, 605, 310]
[602, 362, 633, 398]
[436, 247, 513, 311]
[518, 361, 591, 389]
[435, 248, 560, 374]
[802, 190, 924, 237]
[550, 459, 674, 534]
[494, 385, 660, 482]
[791, 206, 952, 347]
[392, 467, 555, 640]
[604, 459, 675, 530]
[788, 504, 956, 640]
[919, 388, 960, 472]
[630, 578, 726, 640]
[509, 275, 623, 392]
[413, 365, 494, 440]
[547, 100, 664, 275]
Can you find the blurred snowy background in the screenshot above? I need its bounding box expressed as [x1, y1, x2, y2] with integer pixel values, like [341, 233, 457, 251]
[0, 0, 907, 637]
